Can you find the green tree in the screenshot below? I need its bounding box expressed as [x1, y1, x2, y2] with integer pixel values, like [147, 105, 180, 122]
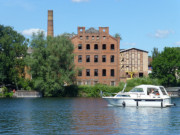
[114, 33, 122, 40]
[151, 47, 180, 86]
[26, 32, 76, 96]
[0, 25, 28, 89]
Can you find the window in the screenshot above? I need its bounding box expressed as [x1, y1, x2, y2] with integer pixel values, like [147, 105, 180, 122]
[147, 88, 159, 95]
[160, 87, 167, 95]
[78, 70, 82, 76]
[80, 36, 82, 40]
[111, 44, 114, 50]
[86, 69, 90, 76]
[77, 81, 82, 85]
[94, 69, 98, 76]
[111, 55, 114, 62]
[92, 36, 94, 40]
[97, 36, 99, 40]
[103, 36, 106, 39]
[111, 69, 114, 76]
[139, 73, 143, 77]
[102, 69, 106, 76]
[94, 81, 98, 85]
[111, 81, 115, 86]
[102, 44, 106, 50]
[86, 55, 90, 62]
[78, 44, 82, 50]
[130, 88, 144, 92]
[86, 36, 89, 40]
[102, 55, 106, 62]
[94, 55, 98, 62]
[94, 44, 98, 50]
[86, 80, 91, 85]
[78, 55, 82, 62]
[86, 44, 90, 50]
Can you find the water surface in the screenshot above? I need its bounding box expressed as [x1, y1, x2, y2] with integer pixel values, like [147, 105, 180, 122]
[0, 97, 179, 135]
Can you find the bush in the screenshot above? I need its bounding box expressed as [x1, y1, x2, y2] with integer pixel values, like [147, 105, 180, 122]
[76, 77, 162, 97]
[78, 84, 124, 97]
[63, 85, 78, 97]
[18, 78, 34, 90]
[4, 92, 13, 97]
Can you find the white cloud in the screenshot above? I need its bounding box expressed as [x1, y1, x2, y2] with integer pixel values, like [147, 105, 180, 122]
[174, 41, 180, 46]
[123, 42, 136, 47]
[72, 0, 89, 2]
[22, 28, 46, 37]
[151, 30, 174, 38]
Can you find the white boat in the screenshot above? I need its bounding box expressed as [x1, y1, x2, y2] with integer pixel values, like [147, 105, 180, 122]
[102, 85, 175, 107]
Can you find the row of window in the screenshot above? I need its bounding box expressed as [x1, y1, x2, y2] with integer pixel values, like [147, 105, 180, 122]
[78, 55, 115, 63]
[79, 36, 106, 40]
[78, 44, 115, 50]
[77, 81, 116, 86]
[78, 69, 115, 77]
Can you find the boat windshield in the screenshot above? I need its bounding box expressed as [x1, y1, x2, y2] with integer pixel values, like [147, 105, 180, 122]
[160, 87, 167, 95]
[130, 88, 144, 92]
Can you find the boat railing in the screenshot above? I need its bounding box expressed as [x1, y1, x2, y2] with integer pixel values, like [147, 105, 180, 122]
[100, 91, 117, 97]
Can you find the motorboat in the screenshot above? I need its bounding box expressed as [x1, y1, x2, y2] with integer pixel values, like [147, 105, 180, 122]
[102, 85, 175, 107]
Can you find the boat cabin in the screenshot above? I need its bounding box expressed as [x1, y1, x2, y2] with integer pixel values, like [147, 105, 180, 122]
[129, 85, 168, 96]
[115, 85, 169, 98]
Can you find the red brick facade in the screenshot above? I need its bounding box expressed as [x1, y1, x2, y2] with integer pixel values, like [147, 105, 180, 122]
[71, 27, 120, 86]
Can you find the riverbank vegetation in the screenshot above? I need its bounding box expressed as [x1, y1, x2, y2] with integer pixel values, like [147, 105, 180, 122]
[150, 47, 180, 87]
[0, 87, 13, 97]
[1, 25, 180, 97]
[0, 25, 28, 90]
[63, 77, 161, 97]
[25, 32, 76, 96]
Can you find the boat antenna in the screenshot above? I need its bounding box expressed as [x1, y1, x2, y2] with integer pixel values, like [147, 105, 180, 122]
[121, 83, 127, 93]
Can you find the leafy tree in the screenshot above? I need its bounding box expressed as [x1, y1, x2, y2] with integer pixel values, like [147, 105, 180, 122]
[114, 33, 122, 40]
[26, 32, 76, 96]
[0, 25, 28, 89]
[151, 47, 180, 86]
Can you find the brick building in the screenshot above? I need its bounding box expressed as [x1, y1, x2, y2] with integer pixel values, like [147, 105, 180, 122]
[119, 48, 148, 82]
[71, 27, 120, 86]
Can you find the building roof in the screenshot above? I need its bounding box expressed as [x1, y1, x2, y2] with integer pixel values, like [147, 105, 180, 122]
[120, 48, 148, 53]
[85, 27, 99, 34]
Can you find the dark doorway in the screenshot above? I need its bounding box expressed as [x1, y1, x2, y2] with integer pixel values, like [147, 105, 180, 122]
[139, 73, 143, 77]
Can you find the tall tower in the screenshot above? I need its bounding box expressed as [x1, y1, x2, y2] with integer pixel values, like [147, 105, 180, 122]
[47, 10, 54, 36]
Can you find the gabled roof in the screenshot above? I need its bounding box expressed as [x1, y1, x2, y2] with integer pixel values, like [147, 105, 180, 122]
[120, 48, 148, 53]
[85, 27, 99, 34]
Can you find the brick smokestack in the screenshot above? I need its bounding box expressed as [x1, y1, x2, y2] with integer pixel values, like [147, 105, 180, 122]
[47, 10, 54, 36]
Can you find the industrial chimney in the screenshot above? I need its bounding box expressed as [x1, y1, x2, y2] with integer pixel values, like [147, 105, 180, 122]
[47, 10, 54, 36]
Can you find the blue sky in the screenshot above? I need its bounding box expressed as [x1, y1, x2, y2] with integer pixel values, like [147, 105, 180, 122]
[0, 0, 180, 55]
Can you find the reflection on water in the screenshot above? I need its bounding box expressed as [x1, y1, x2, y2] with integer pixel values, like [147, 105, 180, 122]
[0, 98, 180, 135]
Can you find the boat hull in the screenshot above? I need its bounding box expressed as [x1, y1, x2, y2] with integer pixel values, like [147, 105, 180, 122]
[103, 97, 173, 107]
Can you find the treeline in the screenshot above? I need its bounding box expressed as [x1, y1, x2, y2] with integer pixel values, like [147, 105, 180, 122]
[150, 47, 180, 87]
[0, 25, 76, 96]
[0, 25, 180, 97]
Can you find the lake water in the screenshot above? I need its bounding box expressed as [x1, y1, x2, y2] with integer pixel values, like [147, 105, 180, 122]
[0, 97, 180, 135]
